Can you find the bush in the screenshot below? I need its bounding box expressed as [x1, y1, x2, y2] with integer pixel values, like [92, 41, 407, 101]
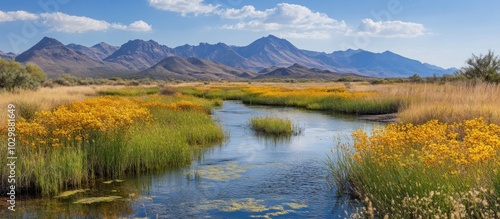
[457, 50, 500, 83]
[159, 85, 178, 96]
[0, 59, 44, 92]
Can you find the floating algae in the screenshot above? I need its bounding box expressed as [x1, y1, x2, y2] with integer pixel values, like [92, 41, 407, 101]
[284, 202, 308, 209]
[193, 162, 249, 181]
[221, 198, 268, 212]
[197, 198, 308, 218]
[73, 196, 122, 204]
[54, 189, 90, 198]
[190, 162, 282, 182]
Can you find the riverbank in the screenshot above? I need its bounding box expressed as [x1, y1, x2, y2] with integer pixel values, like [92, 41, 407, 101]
[0, 86, 225, 196]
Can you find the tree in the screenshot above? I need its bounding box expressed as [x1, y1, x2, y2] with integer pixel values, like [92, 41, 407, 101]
[0, 59, 44, 92]
[458, 50, 500, 83]
[26, 63, 47, 83]
[409, 74, 424, 83]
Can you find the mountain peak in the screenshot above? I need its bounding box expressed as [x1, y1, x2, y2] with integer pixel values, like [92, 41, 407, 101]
[290, 63, 308, 68]
[265, 34, 280, 39]
[259, 34, 286, 43]
[32, 37, 65, 50]
[92, 42, 115, 49]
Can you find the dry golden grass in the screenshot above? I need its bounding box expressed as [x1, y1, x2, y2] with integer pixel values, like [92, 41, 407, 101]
[172, 81, 350, 89]
[379, 82, 500, 124]
[0, 85, 125, 125]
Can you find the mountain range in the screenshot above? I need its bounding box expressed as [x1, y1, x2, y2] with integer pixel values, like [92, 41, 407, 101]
[8, 35, 456, 79]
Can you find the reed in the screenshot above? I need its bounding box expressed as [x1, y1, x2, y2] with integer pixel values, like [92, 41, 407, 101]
[249, 116, 301, 136]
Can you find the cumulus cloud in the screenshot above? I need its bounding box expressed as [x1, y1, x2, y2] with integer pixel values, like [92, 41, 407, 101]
[0, 10, 39, 22]
[126, 20, 153, 32]
[220, 3, 347, 39]
[40, 12, 110, 33]
[148, 0, 218, 16]
[220, 5, 268, 19]
[351, 18, 428, 38]
[0, 10, 152, 33]
[40, 12, 153, 33]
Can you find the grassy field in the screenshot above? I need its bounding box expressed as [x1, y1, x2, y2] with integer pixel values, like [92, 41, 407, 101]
[0, 85, 225, 196]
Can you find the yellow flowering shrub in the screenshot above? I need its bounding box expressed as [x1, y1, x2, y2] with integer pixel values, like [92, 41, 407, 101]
[15, 96, 151, 147]
[353, 118, 500, 173]
[167, 100, 206, 112]
[245, 87, 374, 100]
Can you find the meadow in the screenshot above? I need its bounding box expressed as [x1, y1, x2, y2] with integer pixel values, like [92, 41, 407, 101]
[0, 86, 225, 196]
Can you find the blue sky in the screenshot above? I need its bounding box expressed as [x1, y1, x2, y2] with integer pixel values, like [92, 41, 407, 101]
[1, 0, 499, 68]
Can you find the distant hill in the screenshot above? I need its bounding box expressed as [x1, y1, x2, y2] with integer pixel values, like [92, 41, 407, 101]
[173, 42, 259, 70]
[320, 49, 457, 77]
[15, 37, 128, 78]
[138, 56, 255, 80]
[8, 35, 457, 79]
[104, 39, 174, 71]
[67, 42, 119, 61]
[0, 51, 16, 60]
[256, 63, 361, 79]
[233, 35, 327, 71]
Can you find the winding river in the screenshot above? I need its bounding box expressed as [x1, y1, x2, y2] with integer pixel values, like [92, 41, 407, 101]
[9, 101, 381, 218]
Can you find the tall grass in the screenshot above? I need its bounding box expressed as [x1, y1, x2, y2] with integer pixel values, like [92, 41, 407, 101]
[97, 86, 159, 96]
[0, 89, 225, 196]
[363, 82, 500, 124]
[250, 116, 301, 136]
[0, 86, 109, 125]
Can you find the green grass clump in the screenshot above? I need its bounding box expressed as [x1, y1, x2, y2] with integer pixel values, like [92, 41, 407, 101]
[123, 108, 225, 174]
[12, 100, 41, 120]
[249, 116, 301, 136]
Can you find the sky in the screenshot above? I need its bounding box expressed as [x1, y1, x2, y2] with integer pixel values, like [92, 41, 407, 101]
[0, 0, 499, 68]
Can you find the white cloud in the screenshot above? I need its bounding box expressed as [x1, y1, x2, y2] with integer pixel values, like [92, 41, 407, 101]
[0, 11, 153, 33]
[220, 5, 268, 19]
[0, 10, 39, 22]
[220, 3, 347, 39]
[351, 19, 428, 38]
[40, 12, 110, 33]
[148, 0, 218, 16]
[126, 20, 153, 32]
